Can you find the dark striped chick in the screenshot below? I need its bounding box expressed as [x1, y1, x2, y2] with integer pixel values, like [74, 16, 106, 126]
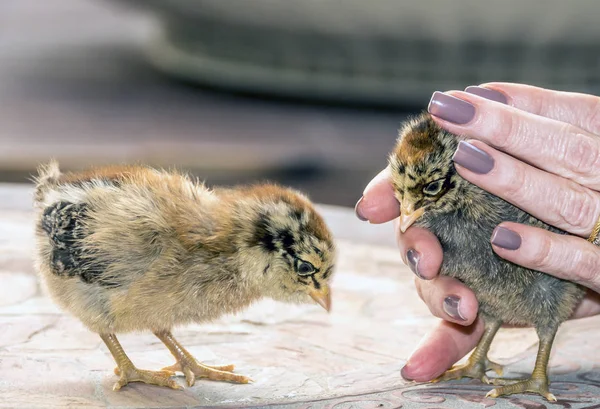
[33, 161, 335, 391]
[388, 113, 585, 401]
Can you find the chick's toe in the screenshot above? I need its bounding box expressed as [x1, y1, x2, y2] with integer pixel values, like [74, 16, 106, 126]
[164, 360, 251, 386]
[433, 356, 503, 384]
[113, 367, 182, 391]
[164, 363, 236, 372]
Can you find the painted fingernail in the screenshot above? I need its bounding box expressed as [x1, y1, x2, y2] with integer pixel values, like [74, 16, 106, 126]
[355, 197, 368, 221]
[491, 226, 522, 250]
[465, 86, 508, 104]
[443, 295, 467, 321]
[428, 91, 475, 125]
[453, 141, 494, 174]
[407, 249, 424, 279]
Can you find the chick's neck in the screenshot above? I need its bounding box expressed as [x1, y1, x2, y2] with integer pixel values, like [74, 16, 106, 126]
[173, 201, 269, 312]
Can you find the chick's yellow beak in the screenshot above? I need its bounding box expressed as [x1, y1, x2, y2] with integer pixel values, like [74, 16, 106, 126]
[309, 285, 331, 312]
[399, 202, 425, 233]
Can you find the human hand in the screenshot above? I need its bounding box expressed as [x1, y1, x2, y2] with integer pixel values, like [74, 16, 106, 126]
[355, 83, 600, 381]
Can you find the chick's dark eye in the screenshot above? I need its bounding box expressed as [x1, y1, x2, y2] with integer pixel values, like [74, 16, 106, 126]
[423, 180, 443, 196]
[297, 260, 315, 276]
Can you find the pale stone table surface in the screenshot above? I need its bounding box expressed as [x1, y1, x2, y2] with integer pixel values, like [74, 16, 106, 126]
[2, 184, 600, 409]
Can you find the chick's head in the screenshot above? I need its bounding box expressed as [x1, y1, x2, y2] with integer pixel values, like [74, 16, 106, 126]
[388, 113, 468, 232]
[239, 185, 336, 311]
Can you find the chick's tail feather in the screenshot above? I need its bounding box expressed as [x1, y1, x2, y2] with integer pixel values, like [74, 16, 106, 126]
[34, 159, 61, 204]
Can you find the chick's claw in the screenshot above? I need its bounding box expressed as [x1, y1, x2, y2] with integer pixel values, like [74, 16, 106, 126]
[112, 367, 182, 391]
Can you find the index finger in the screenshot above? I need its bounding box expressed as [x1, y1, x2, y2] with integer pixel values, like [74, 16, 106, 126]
[473, 82, 600, 136]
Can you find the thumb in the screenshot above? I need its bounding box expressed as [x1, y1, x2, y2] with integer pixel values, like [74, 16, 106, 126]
[401, 318, 484, 382]
[356, 168, 400, 224]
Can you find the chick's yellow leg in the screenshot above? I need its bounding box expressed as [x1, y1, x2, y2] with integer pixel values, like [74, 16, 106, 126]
[155, 331, 252, 386]
[100, 333, 182, 391]
[433, 318, 503, 384]
[486, 328, 557, 402]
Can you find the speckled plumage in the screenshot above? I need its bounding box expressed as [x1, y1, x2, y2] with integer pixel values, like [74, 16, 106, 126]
[32, 161, 335, 390]
[388, 113, 585, 400]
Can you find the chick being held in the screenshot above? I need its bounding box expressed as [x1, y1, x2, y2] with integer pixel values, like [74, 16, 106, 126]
[388, 114, 585, 401]
[33, 162, 335, 390]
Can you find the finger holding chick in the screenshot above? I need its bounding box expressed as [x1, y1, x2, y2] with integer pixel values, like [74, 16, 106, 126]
[412, 275, 479, 325]
[489, 222, 600, 293]
[466, 82, 600, 143]
[451, 138, 600, 237]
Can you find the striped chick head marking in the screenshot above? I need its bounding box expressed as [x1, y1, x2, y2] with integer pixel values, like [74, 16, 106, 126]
[248, 188, 336, 312]
[388, 113, 466, 232]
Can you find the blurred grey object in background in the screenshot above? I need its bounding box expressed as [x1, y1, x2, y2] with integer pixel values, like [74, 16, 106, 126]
[115, 0, 600, 105]
[2, 0, 600, 207]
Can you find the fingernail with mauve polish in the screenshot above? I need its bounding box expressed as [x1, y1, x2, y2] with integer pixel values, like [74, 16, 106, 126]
[443, 295, 467, 321]
[428, 91, 475, 125]
[491, 226, 522, 250]
[453, 141, 494, 174]
[465, 86, 508, 104]
[406, 249, 424, 279]
[354, 197, 368, 222]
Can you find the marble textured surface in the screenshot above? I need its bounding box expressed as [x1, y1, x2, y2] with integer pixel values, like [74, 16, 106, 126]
[2, 184, 600, 409]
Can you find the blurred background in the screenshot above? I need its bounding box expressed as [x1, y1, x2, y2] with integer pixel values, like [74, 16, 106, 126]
[2, 0, 600, 206]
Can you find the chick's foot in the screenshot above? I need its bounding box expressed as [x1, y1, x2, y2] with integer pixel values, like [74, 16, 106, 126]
[101, 333, 182, 391]
[486, 376, 556, 402]
[113, 366, 182, 391]
[433, 356, 503, 384]
[155, 330, 252, 386]
[486, 327, 558, 402]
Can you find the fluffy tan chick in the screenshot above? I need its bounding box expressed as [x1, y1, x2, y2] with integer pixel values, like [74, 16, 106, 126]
[33, 161, 335, 391]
